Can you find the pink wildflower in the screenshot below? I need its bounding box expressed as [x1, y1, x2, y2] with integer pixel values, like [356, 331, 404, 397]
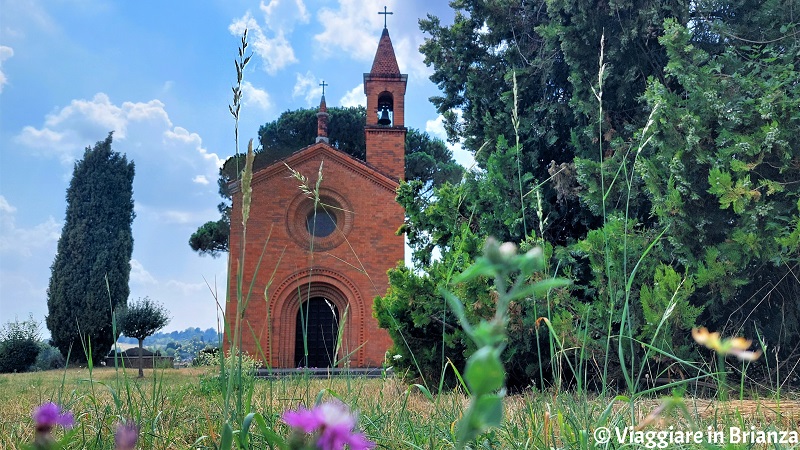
[33, 402, 75, 430]
[283, 401, 375, 450]
[115, 420, 139, 450]
[32, 402, 75, 449]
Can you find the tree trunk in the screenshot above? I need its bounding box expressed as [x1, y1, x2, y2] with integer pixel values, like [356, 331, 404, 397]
[137, 338, 144, 378]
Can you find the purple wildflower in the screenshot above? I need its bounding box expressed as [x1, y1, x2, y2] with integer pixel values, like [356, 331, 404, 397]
[32, 402, 75, 449]
[33, 402, 75, 430]
[115, 420, 139, 450]
[282, 401, 375, 450]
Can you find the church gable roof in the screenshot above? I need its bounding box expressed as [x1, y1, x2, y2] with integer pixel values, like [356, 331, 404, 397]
[369, 28, 400, 76]
[238, 143, 399, 194]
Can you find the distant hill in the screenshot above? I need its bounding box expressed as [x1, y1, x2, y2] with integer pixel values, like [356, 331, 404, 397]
[117, 327, 221, 348]
[115, 327, 221, 364]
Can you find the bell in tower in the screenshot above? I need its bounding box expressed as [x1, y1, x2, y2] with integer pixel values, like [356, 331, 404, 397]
[377, 93, 393, 126]
[377, 107, 391, 126]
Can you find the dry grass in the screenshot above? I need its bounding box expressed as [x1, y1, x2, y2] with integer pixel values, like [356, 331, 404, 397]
[1, 367, 798, 449]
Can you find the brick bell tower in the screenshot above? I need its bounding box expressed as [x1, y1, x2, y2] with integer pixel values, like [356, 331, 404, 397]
[364, 20, 407, 181]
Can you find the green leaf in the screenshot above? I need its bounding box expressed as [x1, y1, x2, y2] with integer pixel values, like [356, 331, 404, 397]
[464, 347, 505, 396]
[409, 383, 435, 402]
[456, 393, 505, 445]
[452, 258, 497, 284]
[517, 248, 545, 276]
[707, 168, 733, 196]
[509, 278, 571, 301]
[470, 321, 506, 348]
[315, 387, 342, 405]
[240, 412, 255, 448]
[219, 422, 234, 450]
[472, 393, 504, 429]
[253, 413, 288, 449]
[439, 287, 473, 336]
[444, 359, 470, 395]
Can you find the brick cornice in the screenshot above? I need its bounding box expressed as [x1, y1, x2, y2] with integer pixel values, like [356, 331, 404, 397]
[364, 125, 407, 133]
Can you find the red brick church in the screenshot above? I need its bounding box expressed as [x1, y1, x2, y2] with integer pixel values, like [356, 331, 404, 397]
[226, 25, 406, 368]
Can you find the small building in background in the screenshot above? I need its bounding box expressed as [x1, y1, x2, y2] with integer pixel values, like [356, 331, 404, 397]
[106, 347, 174, 369]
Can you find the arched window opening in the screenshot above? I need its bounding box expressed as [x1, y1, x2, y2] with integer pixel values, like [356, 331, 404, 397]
[377, 91, 394, 126]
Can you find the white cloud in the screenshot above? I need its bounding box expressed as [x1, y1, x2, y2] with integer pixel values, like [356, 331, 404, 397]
[392, 35, 432, 81]
[425, 114, 447, 139]
[0, 271, 48, 326]
[162, 210, 194, 224]
[0, 195, 17, 213]
[130, 259, 157, 285]
[241, 81, 272, 111]
[292, 71, 322, 105]
[15, 127, 67, 160]
[160, 80, 174, 94]
[15, 93, 168, 163]
[193, 175, 210, 185]
[125, 262, 227, 331]
[425, 112, 475, 169]
[0, 45, 14, 93]
[260, 0, 310, 30]
[312, 1, 430, 81]
[135, 203, 216, 226]
[0, 1, 58, 39]
[44, 93, 163, 139]
[314, 0, 378, 61]
[165, 279, 207, 294]
[229, 11, 298, 75]
[14, 93, 224, 193]
[339, 84, 365, 107]
[0, 196, 61, 258]
[164, 126, 224, 174]
[254, 30, 296, 75]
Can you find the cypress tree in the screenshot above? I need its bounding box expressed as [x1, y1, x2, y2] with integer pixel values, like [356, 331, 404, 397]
[46, 133, 135, 362]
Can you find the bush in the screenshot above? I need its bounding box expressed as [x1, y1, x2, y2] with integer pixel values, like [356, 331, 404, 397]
[0, 339, 40, 373]
[193, 346, 220, 367]
[375, 234, 560, 389]
[198, 350, 258, 396]
[0, 316, 41, 373]
[31, 342, 66, 371]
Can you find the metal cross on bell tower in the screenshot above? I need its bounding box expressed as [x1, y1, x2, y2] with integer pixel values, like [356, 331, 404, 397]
[378, 6, 393, 29]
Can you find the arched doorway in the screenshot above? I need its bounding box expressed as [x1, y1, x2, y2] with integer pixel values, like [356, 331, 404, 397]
[270, 269, 365, 368]
[294, 297, 339, 368]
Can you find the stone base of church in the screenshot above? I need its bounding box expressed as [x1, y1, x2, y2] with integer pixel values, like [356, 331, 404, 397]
[254, 367, 393, 379]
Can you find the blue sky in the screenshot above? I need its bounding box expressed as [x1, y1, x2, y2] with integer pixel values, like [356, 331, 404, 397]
[0, 0, 467, 335]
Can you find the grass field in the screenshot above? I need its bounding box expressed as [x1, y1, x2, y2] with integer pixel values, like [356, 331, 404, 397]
[2, 366, 799, 449]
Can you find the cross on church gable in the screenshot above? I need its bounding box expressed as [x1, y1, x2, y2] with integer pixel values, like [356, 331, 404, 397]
[319, 80, 328, 96]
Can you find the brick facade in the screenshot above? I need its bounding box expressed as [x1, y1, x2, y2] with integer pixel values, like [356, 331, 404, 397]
[226, 28, 407, 368]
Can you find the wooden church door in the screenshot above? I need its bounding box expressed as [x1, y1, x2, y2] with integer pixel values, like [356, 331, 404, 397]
[294, 297, 339, 368]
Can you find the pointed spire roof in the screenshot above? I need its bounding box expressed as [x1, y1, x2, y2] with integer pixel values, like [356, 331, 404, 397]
[318, 93, 328, 113]
[316, 94, 329, 144]
[370, 28, 401, 76]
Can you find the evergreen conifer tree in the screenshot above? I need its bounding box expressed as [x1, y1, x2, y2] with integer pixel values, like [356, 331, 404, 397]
[46, 133, 135, 362]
